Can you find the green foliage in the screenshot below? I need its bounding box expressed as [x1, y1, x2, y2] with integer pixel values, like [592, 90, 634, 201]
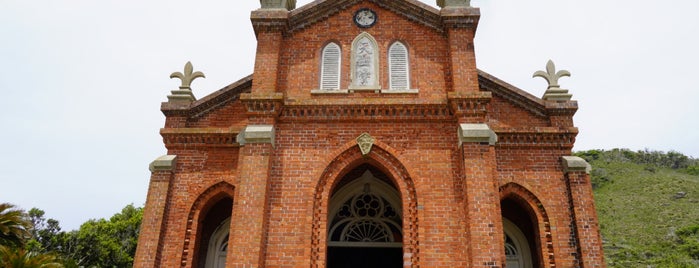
[2, 203, 143, 268]
[676, 224, 699, 260]
[0, 203, 32, 248]
[686, 165, 699, 176]
[577, 149, 699, 267]
[0, 245, 63, 268]
[69, 204, 143, 267]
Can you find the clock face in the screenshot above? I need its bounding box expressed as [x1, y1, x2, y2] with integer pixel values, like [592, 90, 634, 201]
[354, 8, 377, 28]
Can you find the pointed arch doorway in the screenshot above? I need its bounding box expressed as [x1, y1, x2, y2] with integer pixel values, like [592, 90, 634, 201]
[326, 164, 403, 268]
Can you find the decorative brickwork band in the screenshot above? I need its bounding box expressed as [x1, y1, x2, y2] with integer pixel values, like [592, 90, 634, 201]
[237, 125, 275, 146]
[149, 155, 177, 172]
[458, 123, 497, 145]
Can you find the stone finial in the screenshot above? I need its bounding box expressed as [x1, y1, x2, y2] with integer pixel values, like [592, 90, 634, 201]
[356, 133, 375, 156]
[260, 0, 296, 10]
[437, 0, 471, 8]
[533, 60, 572, 101]
[167, 61, 205, 103]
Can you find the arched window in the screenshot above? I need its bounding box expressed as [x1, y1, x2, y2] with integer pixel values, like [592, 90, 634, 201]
[350, 32, 380, 90]
[388, 42, 409, 90]
[193, 197, 233, 268]
[205, 218, 230, 268]
[320, 42, 341, 90]
[327, 166, 402, 267]
[503, 218, 533, 268]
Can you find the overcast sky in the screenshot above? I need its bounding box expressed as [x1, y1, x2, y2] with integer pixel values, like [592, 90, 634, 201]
[1, 0, 697, 230]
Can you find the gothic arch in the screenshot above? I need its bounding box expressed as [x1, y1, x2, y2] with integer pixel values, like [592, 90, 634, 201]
[499, 182, 554, 267]
[311, 142, 419, 267]
[181, 181, 236, 268]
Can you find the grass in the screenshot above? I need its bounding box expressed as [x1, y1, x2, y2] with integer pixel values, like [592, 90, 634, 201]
[589, 158, 699, 267]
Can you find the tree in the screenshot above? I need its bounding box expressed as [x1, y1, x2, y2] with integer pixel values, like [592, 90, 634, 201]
[0, 203, 31, 247]
[0, 245, 63, 268]
[69, 204, 143, 267]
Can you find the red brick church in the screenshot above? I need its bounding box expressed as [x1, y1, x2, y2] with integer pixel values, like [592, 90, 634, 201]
[134, 0, 605, 267]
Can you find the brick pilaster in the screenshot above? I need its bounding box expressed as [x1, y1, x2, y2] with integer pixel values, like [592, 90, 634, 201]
[134, 155, 177, 268]
[441, 7, 480, 93]
[250, 9, 288, 95]
[458, 124, 505, 267]
[228, 126, 275, 267]
[562, 156, 606, 267]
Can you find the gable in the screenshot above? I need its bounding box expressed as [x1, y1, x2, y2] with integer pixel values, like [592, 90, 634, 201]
[277, 1, 451, 100]
[287, 0, 443, 34]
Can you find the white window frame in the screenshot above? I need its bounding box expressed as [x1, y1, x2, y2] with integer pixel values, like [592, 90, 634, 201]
[388, 41, 410, 90]
[319, 42, 342, 91]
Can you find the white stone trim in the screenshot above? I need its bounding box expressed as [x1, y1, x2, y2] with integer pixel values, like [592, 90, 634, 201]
[388, 42, 410, 90]
[319, 42, 341, 90]
[311, 89, 349, 94]
[458, 123, 497, 145]
[349, 32, 381, 91]
[149, 155, 177, 172]
[561, 156, 591, 174]
[237, 125, 275, 146]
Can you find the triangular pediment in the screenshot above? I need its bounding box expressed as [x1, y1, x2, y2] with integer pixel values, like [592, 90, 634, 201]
[287, 0, 443, 34]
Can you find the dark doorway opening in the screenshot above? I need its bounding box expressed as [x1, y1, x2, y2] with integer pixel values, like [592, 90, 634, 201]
[327, 246, 402, 268]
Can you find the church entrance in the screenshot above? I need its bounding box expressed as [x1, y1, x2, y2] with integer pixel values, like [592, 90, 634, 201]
[326, 165, 403, 268]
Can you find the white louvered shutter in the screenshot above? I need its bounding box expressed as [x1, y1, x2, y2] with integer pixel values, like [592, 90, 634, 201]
[320, 43, 341, 90]
[389, 42, 409, 90]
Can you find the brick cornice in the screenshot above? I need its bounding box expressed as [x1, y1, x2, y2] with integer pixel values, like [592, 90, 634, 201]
[279, 102, 455, 122]
[544, 100, 578, 117]
[440, 6, 480, 29]
[240, 92, 284, 117]
[250, 9, 290, 36]
[447, 91, 491, 119]
[160, 127, 242, 149]
[493, 127, 578, 149]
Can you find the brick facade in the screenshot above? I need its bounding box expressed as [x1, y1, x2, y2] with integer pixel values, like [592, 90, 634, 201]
[134, 0, 605, 267]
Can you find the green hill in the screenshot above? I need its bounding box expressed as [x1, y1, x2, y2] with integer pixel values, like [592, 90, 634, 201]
[577, 149, 699, 267]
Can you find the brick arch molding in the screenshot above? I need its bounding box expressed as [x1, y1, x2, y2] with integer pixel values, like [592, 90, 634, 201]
[499, 182, 555, 267]
[180, 181, 236, 267]
[310, 141, 419, 268]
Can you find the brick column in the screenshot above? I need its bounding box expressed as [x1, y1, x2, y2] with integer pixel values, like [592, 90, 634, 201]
[250, 8, 288, 95]
[441, 6, 480, 93]
[458, 124, 505, 267]
[228, 125, 275, 267]
[134, 155, 177, 268]
[562, 156, 606, 267]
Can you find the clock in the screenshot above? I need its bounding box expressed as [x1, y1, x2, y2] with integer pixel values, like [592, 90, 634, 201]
[354, 8, 377, 28]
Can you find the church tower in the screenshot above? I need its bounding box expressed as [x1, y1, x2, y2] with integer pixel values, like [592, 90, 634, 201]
[134, 0, 605, 267]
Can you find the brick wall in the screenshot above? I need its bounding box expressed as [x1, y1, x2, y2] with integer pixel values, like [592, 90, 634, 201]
[134, 1, 604, 267]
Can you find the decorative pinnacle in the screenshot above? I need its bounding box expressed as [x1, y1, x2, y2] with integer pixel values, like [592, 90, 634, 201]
[167, 61, 204, 103]
[170, 61, 205, 90]
[533, 60, 573, 101]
